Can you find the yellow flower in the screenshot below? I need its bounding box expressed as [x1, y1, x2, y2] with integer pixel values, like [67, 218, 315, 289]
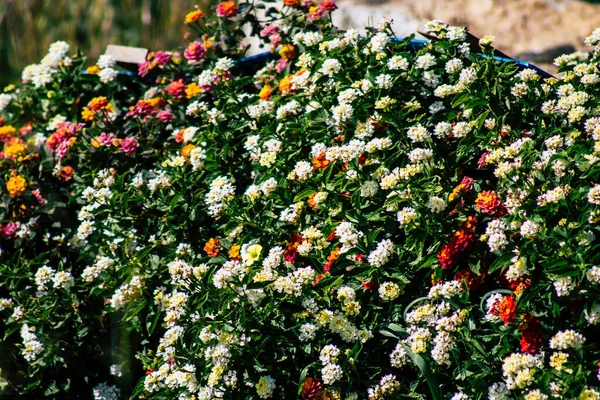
[81, 107, 95, 121]
[86, 65, 101, 74]
[279, 44, 296, 60]
[6, 175, 27, 197]
[185, 9, 205, 24]
[228, 244, 241, 259]
[0, 125, 16, 140]
[185, 82, 202, 99]
[550, 352, 568, 371]
[242, 244, 263, 266]
[3, 141, 27, 158]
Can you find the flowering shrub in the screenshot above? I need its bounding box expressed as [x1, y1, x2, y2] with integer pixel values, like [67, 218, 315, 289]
[5, 1, 600, 399]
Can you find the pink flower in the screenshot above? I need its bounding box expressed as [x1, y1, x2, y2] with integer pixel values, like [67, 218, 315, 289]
[184, 42, 207, 62]
[98, 132, 116, 147]
[2, 222, 20, 240]
[56, 140, 71, 159]
[269, 34, 282, 48]
[32, 189, 47, 206]
[260, 24, 280, 37]
[138, 61, 151, 77]
[318, 0, 338, 12]
[156, 110, 173, 123]
[276, 59, 289, 73]
[121, 137, 138, 155]
[154, 51, 171, 66]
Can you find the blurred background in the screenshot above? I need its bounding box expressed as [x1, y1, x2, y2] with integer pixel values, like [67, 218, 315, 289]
[2, 0, 600, 88]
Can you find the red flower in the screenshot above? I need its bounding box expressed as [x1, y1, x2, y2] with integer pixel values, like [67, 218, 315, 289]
[361, 277, 378, 290]
[301, 377, 323, 400]
[284, 234, 303, 264]
[437, 243, 456, 270]
[519, 313, 543, 354]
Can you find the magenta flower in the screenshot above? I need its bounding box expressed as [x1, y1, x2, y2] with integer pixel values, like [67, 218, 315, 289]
[98, 132, 116, 146]
[2, 222, 20, 240]
[138, 61, 151, 77]
[156, 110, 174, 123]
[121, 137, 138, 155]
[154, 51, 171, 66]
[184, 42, 207, 62]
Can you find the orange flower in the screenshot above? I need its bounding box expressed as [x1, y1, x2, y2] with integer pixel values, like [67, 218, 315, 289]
[185, 9, 205, 23]
[324, 248, 340, 272]
[181, 144, 196, 158]
[279, 44, 296, 60]
[494, 295, 517, 324]
[259, 84, 273, 101]
[228, 244, 241, 259]
[216, 1, 238, 18]
[88, 96, 109, 111]
[6, 175, 27, 197]
[86, 65, 100, 74]
[185, 82, 202, 99]
[278, 76, 292, 95]
[311, 152, 330, 170]
[308, 193, 317, 208]
[283, 0, 302, 6]
[475, 190, 507, 216]
[60, 166, 74, 181]
[0, 125, 16, 140]
[204, 238, 221, 257]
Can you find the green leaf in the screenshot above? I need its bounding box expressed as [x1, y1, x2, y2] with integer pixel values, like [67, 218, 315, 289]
[400, 343, 442, 400]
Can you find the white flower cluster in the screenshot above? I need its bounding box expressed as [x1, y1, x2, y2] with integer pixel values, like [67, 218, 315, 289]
[276, 100, 302, 119]
[486, 219, 508, 253]
[428, 281, 462, 299]
[92, 382, 121, 400]
[34, 265, 74, 293]
[367, 239, 395, 267]
[255, 375, 276, 398]
[319, 344, 343, 384]
[335, 221, 363, 253]
[502, 352, 544, 390]
[0, 93, 12, 111]
[213, 260, 245, 289]
[549, 329, 586, 350]
[367, 374, 400, 399]
[109, 276, 143, 310]
[20, 324, 44, 362]
[272, 266, 315, 297]
[23, 41, 70, 87]
[244, 178, 278, 202]
[246, 100, 275, 119]
[205, 176, 236, 217]
[279, 202, 305, 224]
